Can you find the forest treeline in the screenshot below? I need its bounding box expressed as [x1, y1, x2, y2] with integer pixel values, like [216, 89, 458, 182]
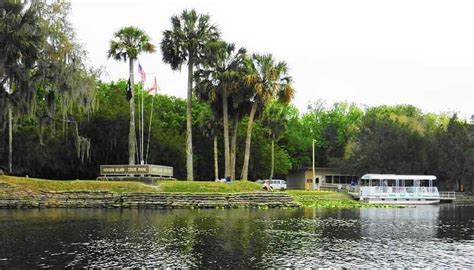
[1, 81, 473, 192]
[1, 1, 472, 192]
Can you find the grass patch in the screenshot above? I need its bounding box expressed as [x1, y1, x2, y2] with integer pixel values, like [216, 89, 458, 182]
[0, 175, 158, 193]
[287, 190, 382, 208]
[0, 176, 262, 194]
[157, 180, 262, 193]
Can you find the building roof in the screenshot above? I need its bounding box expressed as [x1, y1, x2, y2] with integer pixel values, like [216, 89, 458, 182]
[361, 174, 436, 180]
[291, 166, 338, 171]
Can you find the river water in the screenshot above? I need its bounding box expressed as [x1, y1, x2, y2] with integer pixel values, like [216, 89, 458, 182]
[0, 205, 472, 268]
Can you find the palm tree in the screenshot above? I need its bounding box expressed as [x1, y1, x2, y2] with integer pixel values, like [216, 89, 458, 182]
[199, 112, 221, 181]
[194, 40, 246, 179]
[161, 9, 220, 181]
[262, 102, 291, 180]
[228, 84, 253, 180]
[240, 54, 294, 180]
[108, 26, 155, 165]
[0, 1, 45, 174]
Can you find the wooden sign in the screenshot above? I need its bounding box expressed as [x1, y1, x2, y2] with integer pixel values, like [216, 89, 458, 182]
[100, 164, 173, 177]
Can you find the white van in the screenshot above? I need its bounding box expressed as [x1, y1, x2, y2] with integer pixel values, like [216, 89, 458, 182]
[263, 179, 287, 190]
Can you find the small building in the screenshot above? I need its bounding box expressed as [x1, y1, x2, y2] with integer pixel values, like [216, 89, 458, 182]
[285, 167, 358, 190]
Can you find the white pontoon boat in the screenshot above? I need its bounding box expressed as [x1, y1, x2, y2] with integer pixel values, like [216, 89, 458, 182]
[348, 174, 440, 204]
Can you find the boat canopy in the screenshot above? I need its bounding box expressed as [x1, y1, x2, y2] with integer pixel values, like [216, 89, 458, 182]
[361, 174, 436, 181]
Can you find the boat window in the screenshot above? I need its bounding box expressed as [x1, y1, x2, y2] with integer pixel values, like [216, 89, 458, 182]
[420, 180, 429, 187]
[403, 180, 414, 187]
[370, 180, 380, 187]
[386, 179, 396, 187]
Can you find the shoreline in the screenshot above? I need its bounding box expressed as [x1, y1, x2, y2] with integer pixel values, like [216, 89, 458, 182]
[0, 189, 300, 209]
[0, 176, 300, 209]
[4, 175, 463, 209]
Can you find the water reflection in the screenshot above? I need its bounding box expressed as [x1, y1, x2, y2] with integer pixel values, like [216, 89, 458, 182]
[360, 206, 439, 239]
[0, 206, 472, 268]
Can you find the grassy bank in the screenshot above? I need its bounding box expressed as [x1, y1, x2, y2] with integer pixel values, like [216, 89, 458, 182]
[157, 180, 262, 193]
[0, 176, 159, 193]
[0, 176, 262, 194]
[287, 190, 382, 208]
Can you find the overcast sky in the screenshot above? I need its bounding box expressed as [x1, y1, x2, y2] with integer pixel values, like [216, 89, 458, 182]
[70, 0, 474, 118]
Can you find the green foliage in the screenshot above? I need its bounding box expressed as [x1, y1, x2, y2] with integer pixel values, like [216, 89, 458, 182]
[287, 190, 378, 208]
[262, 101, 293, 141]
[433, 115, 472, 191]
[344, 111, 427, 175]
[292, 101, 363, 168]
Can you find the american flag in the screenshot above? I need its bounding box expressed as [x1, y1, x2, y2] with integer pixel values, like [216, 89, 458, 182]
[148, 77, 159, 94]
[138, 63, 146, 84]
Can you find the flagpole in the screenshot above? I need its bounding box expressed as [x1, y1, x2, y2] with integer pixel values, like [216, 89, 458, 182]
[146, 93, 155, 163]
[146, 77, 157, 163]
[141, 77, 145, 165]
[138, 62, 145, 165]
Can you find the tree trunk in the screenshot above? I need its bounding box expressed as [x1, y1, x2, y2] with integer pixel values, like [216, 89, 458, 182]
[8, 102, 12, 174]
[128, 58, 137, 165]
[230, 116, 239, 180]
[270, 137, 274, 180]
[186, 61, 194, 181]
[222, 88, 230, 178]
[241, 102, 257, 181]
[214, 135, 219, 181]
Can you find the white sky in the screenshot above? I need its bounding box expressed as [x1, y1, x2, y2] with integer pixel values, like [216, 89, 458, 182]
[70, 0, 474, 118]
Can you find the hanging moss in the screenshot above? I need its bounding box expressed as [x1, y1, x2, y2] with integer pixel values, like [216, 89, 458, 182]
[74, 122, 90, 163]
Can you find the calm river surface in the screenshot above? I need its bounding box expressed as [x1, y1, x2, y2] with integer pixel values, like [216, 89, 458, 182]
[0, 205, 473, 268]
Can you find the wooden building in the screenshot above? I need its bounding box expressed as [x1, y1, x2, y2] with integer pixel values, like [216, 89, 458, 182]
[285, 167, 358, 190]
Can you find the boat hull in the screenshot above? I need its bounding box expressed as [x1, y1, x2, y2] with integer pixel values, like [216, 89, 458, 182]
[362, 198, 440, 205]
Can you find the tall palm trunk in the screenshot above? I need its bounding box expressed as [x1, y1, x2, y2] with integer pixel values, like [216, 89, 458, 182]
[241, 102, 257, 181]
[230, 116, 238, 180]
[222, 88, 230, 178]
[270, 137, 274, 180]
[214, 135, 218, 181]
[8, 101, 13, 174]
[128, 59, 137, 165]
[186, 61, 194, 181]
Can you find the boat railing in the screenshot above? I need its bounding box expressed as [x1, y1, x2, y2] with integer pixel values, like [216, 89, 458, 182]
[374, 186, 438, 194]
[439, 191, 456, 199]
[359, 186, 440, 198]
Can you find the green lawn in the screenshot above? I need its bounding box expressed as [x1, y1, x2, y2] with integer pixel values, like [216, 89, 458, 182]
[0, 175, 158, 193]
[157, 180, 262, 193]
[0, 176, 262, 194]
